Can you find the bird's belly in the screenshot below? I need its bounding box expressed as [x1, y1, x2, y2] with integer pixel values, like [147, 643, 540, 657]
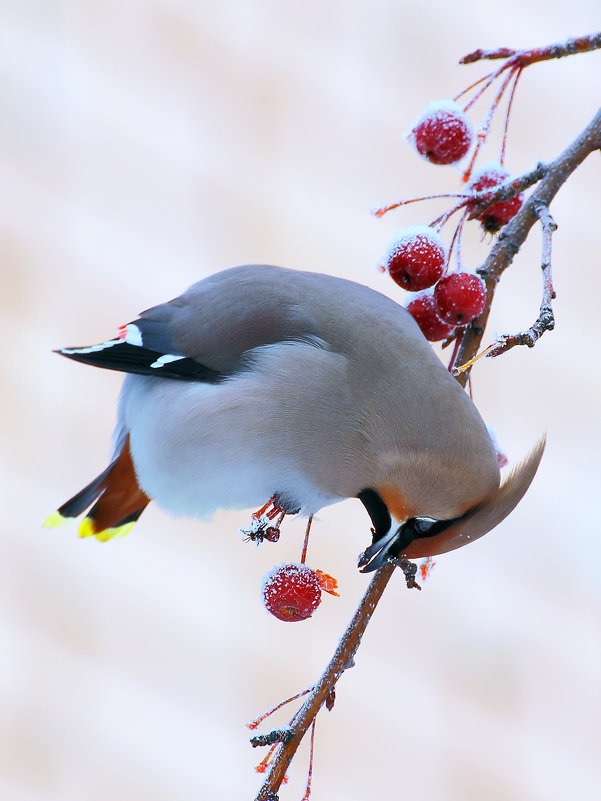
[118, 374, 341, 519]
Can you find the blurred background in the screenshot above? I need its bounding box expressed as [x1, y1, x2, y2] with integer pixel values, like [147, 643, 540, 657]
[2, 2, 600, 799]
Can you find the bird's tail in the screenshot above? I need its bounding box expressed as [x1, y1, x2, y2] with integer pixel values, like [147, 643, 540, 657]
[43, 435, 149, 542]
[402, 436, 546, 559]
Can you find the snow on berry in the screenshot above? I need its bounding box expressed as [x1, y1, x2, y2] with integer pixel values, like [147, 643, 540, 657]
[434, 272, 486, 325]
[406, 291, 456, 341]
[467, 161, 524, 233]
[409, 100, 473, 166]
[383, 225, 446, 291]
[262, 563, 322, 622]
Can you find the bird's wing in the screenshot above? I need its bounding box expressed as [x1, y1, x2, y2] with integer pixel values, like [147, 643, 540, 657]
[56, 265, 330, 381]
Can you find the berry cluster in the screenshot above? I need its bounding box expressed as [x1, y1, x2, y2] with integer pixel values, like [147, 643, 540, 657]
[377, 76, 527, 346]
[383, 224, 487, 340]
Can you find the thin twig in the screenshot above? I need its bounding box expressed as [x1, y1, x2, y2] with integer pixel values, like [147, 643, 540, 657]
[460, 33, 601, 66]
[485, 203, 557, 357]
[460, 47, 516, 64]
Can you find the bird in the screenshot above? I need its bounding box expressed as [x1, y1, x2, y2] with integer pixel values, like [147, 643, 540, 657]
[44, 264, 544, 571]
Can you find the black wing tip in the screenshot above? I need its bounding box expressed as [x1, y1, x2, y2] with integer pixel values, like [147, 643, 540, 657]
[54, 339, 225, 382]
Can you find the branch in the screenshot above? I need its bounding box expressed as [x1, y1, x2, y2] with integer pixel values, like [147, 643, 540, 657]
[486, 203, 557, 357]
[451, 106, 601, 383]
[460, 32, 601, 66]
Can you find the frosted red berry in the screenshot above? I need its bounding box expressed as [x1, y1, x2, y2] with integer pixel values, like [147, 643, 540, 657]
[434, 273, 486, 325]
[467, 162, 523, 233]
[384, 226, 446, 291]
[406, 291, 456, 342]
[410, 101, 473, 165]
[262, 563, 322, 622]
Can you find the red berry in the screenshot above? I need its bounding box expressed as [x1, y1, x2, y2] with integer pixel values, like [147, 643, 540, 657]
[410, 101, 472, 165]
[406, 291, 456, 341]
[434, 273, 486, 325]
[384, 226, 446, 291]
[467, 162, 523, 233]
[262, 563, 322, 622]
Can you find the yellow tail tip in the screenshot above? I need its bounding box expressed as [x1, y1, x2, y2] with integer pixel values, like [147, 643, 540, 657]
[78, 517, 135, 542]
[43, 511, 71, 529]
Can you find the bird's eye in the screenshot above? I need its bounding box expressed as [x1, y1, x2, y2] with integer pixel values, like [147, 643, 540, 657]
[413, 517, 436, 535]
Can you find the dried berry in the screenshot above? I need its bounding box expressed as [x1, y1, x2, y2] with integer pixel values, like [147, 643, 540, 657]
[434, 272, 486, 325]
[410, 100, 472, 165]
[264, 527, 280, 543]
[383, 225, 446, 291]
[262, 563, 322, 622]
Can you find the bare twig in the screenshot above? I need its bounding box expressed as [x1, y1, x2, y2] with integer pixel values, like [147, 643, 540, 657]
[375, 163, 547, 229]
[460, 32, 601, 66]
[486, 203, 557, 357]
[251, 728, 295, 748]
[452, 106, 601, 384]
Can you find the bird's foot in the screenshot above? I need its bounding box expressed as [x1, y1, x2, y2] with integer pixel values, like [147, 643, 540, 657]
[240, 496, 286, 544]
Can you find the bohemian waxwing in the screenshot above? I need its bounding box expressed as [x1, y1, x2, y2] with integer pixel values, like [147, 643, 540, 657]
[44, 264, 544, 571]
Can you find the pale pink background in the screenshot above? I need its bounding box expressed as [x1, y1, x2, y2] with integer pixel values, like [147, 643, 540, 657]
[2, 2, 601, 800]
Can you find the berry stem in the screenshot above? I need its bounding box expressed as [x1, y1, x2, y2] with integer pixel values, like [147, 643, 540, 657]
[445, 209, 468, 273]
[453, 68, 499, 103]
[300, 719, 316, 801]
[447, 329, 465, 373]
[429, 200, 467, 232]
[462, 65, 519, 183]
[247, 688, 312, 730]
[500, 67, 523, 166]
[252, 496, 277, 520]
[300, 516, 313, 564]
[371, 193, 469, 219]
[461, 61, 513, 112]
